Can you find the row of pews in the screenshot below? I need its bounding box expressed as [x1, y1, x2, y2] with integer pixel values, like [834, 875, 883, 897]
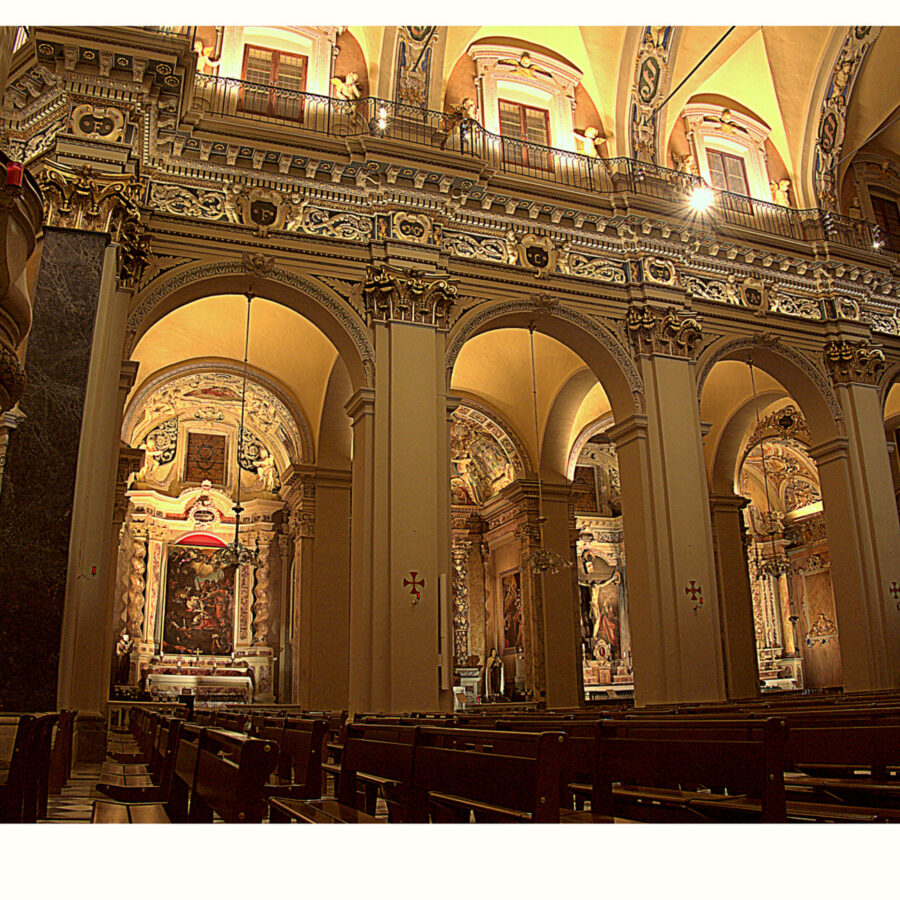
[88, 689, 900, 824]
[0, 710, 76, 823]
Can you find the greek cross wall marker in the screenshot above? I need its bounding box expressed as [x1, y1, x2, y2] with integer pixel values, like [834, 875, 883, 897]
[891, 582, 900, 610]
[403, 571, 425, 603]
[685, 581, 703, 611]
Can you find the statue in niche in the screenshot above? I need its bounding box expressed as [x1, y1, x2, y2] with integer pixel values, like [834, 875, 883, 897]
[114, 629, 134, 684]
[770, 179, 792, 207]
[193, 40, 221, 75]
[848, 197, 863, 220]
[674, 152, 696, 175]
[485, 647, 504, 700]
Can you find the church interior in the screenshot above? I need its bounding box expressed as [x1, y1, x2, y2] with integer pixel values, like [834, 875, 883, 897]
[3, 19, 900, 850]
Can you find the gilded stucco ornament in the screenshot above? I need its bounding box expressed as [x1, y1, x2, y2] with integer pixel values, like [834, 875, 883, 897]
[625, 305, 703, 359]
[362, 264, 457, 328]
[823, 339, 886, 386]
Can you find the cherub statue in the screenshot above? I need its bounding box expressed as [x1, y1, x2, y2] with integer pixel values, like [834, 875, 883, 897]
[674, 151, 696, 175]
[717, 109, 737, 134]
[577, 126, 604, 157]
[253, 446, 278, 492]
[193, 40, 221, 75]
[770, 178, 791, 207]
[331, 71, 361, 102]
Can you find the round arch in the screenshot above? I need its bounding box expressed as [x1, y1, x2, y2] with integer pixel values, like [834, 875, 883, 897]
[696, 335, 845, 444]
[446, 298, 643, 423]
[126, 261, 374, 392]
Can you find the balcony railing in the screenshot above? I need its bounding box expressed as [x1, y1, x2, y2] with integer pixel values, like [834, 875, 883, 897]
[190, 73, 897, 258]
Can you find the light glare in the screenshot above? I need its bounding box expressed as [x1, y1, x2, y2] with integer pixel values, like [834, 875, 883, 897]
[689, 185, 715, 213]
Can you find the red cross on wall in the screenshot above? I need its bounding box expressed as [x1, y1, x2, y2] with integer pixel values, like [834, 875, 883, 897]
[891, 582, 900, 610]
[685, 580, 703, 611]
[403, 572, 425, 603]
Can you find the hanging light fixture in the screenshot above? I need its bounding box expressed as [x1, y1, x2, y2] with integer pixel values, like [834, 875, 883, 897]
[522, 323, 571, 577]
[747, 359, 798, 638]
[213, 291, 261, 569]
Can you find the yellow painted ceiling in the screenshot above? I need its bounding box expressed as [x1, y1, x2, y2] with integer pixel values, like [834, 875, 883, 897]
[129, 294, 339, 452]
[569, 381, 612, 451]
[451, 327, 590, 466]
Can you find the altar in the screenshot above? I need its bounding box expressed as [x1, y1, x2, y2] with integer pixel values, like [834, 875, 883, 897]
[147, 672, 253, 704]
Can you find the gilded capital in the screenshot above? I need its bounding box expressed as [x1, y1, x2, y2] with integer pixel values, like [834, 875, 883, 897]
[823, 339, 885, 386]
[626, 305, 703, 359]
[362, 264, 457, 328]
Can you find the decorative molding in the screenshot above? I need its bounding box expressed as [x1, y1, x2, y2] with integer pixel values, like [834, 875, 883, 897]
[695, 335, 847, 435]
[629, 26, 675, 161]
[126, 259, 374, 379]
[0, 345, 27, 409]
[362, 264, 457, 328]
[625, 304, 702, 359]
[813, 27, 881, 210]
[823, 338, 886, 386]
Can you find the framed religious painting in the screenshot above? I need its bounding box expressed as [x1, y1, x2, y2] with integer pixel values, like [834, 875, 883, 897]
[500, 569, 523, 651]
[183, 430, 227, 485]
[161, 543, 237, 655]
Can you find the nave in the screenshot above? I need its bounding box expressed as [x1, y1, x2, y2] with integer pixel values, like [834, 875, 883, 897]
[6, 690, 900, 826]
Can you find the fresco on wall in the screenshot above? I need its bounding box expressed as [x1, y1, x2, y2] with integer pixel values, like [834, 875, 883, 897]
[450, 405, 523, 507]
[501, 570, 523, 650]
[162, 545, 236, 655]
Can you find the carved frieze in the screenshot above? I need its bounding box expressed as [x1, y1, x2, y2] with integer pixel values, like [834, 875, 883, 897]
[629, 27, 674, 162]
[149, 182, 226, 219]
[287, 202, 374, 241]
[823, 339, 886, 386]
[625, 305, 703, 359]
[362, 264, 456, 328]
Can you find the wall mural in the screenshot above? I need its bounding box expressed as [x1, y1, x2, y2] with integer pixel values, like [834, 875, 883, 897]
[450, 405, 523, 506]
[162, 544, 236, 655]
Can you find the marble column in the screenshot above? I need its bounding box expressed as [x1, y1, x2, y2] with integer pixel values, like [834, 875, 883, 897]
[0, 229, 107, 713]
[56, 242, 136, 760]
[709, 492, 760, 699]
[464, 515, 487, 668]
[613, 305, 726, 705]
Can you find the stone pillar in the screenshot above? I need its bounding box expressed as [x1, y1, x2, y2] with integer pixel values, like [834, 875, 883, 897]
[537, 482, 582, 709]
[0, 407, 25, 493]
[709, 493, 760, 699]
[307, 467, 352, 709]
[346, 387, 377, 711]
[817, 338, 900, 689]
[450, 528, 472, 665]
[348, 265, 456, 713]
[612, 305, 726, 705]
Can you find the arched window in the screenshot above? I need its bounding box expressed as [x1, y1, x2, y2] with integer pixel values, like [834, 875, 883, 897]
[467, 41, 583, 165]
[682, 102, 773, 203]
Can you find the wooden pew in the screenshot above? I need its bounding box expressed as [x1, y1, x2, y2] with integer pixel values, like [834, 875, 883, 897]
[48, 709, 76, 795]
[0, 715, 37, 823]
[270, 722, 417, 824]
[407, 726, 564, 823]
[92, 725, 277, 824]
[257, 717, 329, 800]
[579, 717, 788, 823]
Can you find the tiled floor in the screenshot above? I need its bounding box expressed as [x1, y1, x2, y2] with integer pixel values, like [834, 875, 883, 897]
[44, 764, 102, 823]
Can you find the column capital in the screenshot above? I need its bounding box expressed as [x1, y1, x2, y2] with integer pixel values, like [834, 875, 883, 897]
[709, 492, 750, 513]
[808, 435, 851, 465]
[823, 338, 886, 386]
[0, 345, 26, 410]
[344, 386, 375, 424]
[362, 263, 457, 329]
[625, 304, 703, 360]
[606, 413, 649, 448]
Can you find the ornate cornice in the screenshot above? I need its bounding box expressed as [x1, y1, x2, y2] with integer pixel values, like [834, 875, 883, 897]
[362, 264, 457, 329]
[823, 338, 886, 386]
[625, 304, 702, 359]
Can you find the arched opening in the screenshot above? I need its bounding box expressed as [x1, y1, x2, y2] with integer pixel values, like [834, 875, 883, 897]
[446, 307, 640, 707]
[701, 349, 845, 694]
[112, 290, 357, 707]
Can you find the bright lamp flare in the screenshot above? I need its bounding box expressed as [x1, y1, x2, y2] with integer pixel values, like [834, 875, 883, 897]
[689, 185, 715, 213]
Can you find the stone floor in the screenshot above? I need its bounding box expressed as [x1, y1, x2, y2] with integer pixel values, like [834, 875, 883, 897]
[44, 765, 102, 823]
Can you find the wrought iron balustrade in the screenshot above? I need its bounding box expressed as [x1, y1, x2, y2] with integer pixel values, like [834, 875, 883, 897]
[189, 72, 897, 259]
